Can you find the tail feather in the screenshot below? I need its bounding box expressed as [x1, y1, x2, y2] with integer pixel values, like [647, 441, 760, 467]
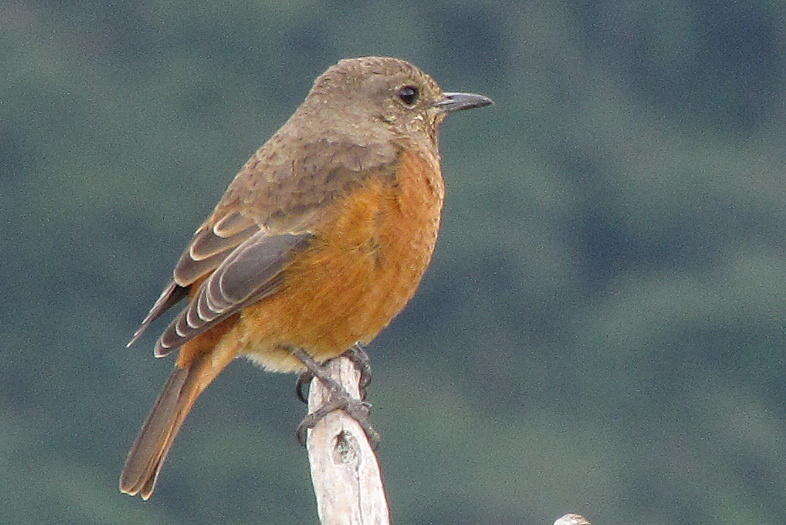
[119, 359, 217, 500]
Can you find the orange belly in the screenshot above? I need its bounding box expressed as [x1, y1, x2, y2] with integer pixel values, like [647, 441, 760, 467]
[235, 149, 444, 372]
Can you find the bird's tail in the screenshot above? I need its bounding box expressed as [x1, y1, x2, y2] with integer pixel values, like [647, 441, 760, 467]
[119, 354, 227, 500]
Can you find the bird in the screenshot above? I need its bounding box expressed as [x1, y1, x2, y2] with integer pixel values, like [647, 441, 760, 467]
[119, 56, 493, 500]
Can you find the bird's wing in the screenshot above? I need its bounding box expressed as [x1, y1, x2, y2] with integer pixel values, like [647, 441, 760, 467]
[154, 230, 313, 357]
[127, 210, 259, 347]
[128, 134, 398, 353]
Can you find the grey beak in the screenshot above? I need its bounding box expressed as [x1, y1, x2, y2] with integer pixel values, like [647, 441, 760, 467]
[433, 92, 494, 113]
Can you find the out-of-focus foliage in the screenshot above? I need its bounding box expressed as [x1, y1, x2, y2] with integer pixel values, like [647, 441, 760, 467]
[1, 2, 783, 523]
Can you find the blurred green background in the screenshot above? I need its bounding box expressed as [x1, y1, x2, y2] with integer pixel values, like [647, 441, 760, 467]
[2, 2, 784, 523]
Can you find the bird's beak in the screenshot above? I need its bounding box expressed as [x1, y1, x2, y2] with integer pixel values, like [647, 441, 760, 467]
[433, 92, 494, 113]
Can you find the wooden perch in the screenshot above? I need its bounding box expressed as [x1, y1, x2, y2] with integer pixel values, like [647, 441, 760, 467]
[304, 356, 390, 525]
[554, 513, 591, 525]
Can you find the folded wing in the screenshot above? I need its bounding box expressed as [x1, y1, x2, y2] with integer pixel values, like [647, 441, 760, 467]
[127, 210, 260, 347]
[127, 133, 398, 353]
[155, 231, 313, 357]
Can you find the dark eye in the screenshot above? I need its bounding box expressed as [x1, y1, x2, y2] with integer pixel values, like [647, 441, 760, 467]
[397, 85, 419, 106]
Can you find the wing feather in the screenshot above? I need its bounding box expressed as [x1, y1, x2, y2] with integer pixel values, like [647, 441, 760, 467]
[189, 225, 258, 261]
[129, 211, 261, 345]
[213, 212, 256, 237]
[173, 215, 261, 287]
[127, 282, 188, 347]
[154, 232, 313, 357]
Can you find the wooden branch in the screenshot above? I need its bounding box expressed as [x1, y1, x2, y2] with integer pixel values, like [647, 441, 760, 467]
[554, 513, 591, 525]
[304, 356, 390, 525]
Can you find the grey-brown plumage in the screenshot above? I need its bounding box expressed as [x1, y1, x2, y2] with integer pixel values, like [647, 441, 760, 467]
[155, 232, 313, 356]
[119, 365, 190, 499]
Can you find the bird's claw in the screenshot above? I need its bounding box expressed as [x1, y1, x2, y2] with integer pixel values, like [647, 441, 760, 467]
[296, 396, 380, 449]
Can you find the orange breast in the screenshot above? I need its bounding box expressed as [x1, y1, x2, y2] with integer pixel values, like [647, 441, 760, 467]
[238, 149, 444, 371]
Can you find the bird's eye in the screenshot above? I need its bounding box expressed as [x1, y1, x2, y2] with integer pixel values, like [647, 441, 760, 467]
[397, 86, 419, 106]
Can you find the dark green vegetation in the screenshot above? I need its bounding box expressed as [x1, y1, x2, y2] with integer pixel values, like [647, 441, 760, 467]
[2, 2, 783, 523]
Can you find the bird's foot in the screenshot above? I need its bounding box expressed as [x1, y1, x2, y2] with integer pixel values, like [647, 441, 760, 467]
[294, 344, 372, 403]
[344, 344, 372, 401]
[291, 346, 380, 448]
[295, 370, 313, 404]
[295, 395, 380, 448]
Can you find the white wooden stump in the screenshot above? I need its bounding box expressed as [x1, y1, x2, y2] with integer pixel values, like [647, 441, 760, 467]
[305, 356, 390, 525]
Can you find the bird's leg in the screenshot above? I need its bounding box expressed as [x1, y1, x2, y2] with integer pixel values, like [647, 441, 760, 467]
[293, 344, 372, 402]
[290, 347, 380, 449]
[345, 344, 372, 401]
